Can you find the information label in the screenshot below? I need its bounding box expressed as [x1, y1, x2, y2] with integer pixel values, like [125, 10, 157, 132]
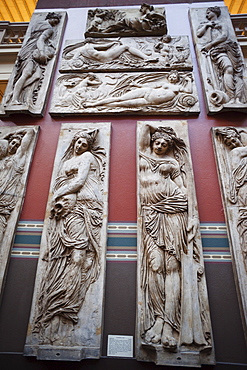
[107, 335, 133, 358]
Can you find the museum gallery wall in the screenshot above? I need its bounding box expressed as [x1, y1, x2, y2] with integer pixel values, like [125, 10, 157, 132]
[0, 1, 246, 369]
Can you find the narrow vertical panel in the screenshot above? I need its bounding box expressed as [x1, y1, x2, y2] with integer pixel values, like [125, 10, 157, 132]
[212, 127, 247, 344]
[136, 121, 215, 367]
[24, 122, 111, 361]
[0, 126, 39, 299]
[1, 11, 67, 116]
[189, 6, 247, 114]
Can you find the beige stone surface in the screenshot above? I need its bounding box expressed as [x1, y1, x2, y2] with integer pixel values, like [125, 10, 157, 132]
[1, 11, 67, 117]
[0, 126, 39, 299]
[50, 71, 199, 115]
[212, 127, 247, 344]
[190, 6, 247, 114]
[60, 36, 192, 73]
[136, 121, 215, 367]
[24, 122, 111, 361]
[85, 4, 167, 38]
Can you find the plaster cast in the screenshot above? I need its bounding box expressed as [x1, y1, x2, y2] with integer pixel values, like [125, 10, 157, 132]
[136, 121, 215, 367]
[190, 6, 247, 113]
[24, 123, 111, 361]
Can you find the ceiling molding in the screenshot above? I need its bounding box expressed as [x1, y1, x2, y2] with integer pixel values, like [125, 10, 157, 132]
[224, 0, 247, 14]
[0, 0, 37, 22]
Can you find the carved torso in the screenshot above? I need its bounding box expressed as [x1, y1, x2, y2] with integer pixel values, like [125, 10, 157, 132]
[139, 152, 186, 207]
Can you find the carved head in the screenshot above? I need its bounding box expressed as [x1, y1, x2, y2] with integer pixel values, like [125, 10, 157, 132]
[4, 132, 24, 155]
[215, 127, 242, 149]
[62, 129, 98, 162]
[206, 6, 221, 19]
[167, 70, 180, 84]
[72, 131, 93, 155]
[140, 3, 154, 14]
[150, 126, 187, 159]
[161, 34, 172, 44]
[151, 128, 173, 155]
[45, 12, 62, 26]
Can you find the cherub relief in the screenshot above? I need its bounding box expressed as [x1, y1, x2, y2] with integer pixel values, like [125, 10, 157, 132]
[154, 35, 190, 67]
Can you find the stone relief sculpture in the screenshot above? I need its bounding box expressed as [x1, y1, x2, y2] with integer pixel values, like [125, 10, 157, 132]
[52, 5, 198, 115]
[85, 4, 167, 38]
[190, 6, 247, 113]
[24, 123, 111, 361]
[59, 36, 192, 73]
[1, 11, 67, 116]
[50, 71, 199, 115]
[136, 121, 215, 367]
[0, 126, 39, 299]
[212, 127, 247, 344]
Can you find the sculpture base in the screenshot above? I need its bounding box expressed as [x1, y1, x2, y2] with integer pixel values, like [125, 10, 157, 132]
[24, 345, 100, 361]
[4, 104, 43, 117]
[138, 343, 215, 368]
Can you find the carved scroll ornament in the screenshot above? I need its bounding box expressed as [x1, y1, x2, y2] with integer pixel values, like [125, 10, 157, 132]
[50, 71, 199, 115]
[136, 121, 215, 367]
[1, 12, 67, 116]
[85, 4, 167, 38]
[190, 6, 247, 114]
[0, 126, 39, 298]
[60, 36, 192, 73]
[24, 123, 111, 361]
[212, 127, 247, 344]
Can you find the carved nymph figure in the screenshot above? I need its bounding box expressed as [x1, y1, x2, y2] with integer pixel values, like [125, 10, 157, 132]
[138, 124, 212, 353]
[32, 129, 106, 345]
[84, 71, 193, 109]
[0, 129, 34, 243]
[215, 127, 247, 269]
[3, 12, 61, 108]
[62, 37, 155, 69]
[196, 6, 246, 106]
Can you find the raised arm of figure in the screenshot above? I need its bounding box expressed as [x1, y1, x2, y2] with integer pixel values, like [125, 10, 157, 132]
[53, 151, 93, 200]
[36, 27, 54, 64]
[17, 128, 35, 159]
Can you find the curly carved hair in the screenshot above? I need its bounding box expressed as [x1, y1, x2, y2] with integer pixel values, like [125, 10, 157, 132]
[45, 12, 62, 21]
[215, 127, 241, 144]
[207, 6, 221, 18]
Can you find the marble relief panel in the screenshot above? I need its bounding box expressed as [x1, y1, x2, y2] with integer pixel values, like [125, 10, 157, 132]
[60, 36, 192, 73]
[1, 11, 67, 117]
[50, 71, 199, 115]
[24, 122, 111, 361]
[85, 4, 167, 38]
[0, 126, 39, 299]
[190, 6, 247, 114]
[136, 120, 215, 367]
[212, 127, 247, 344]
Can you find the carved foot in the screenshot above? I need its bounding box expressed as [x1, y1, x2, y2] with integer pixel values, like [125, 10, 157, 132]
[146, 57, 159, 63]
[161, 323, 177, 349]
[10, 100, 22, 106]
[145, 318, 163, 344]
[83, 102, 94, 108]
